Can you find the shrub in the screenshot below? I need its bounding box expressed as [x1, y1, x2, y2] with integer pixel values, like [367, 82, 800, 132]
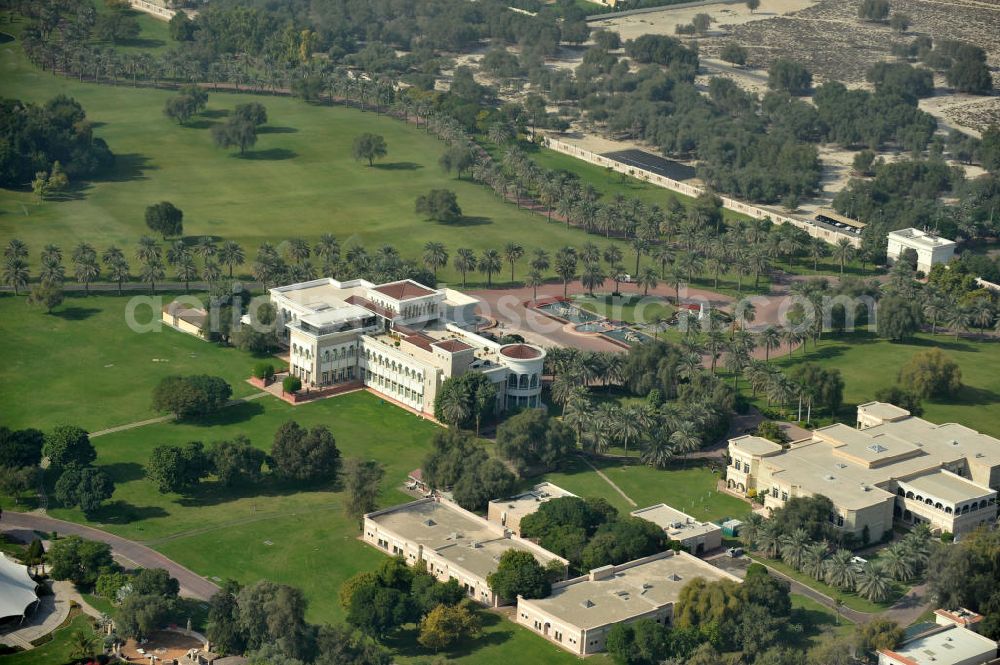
[252, 362, 275, 380]
[898, 348, 962, 398]
[283, 375, 302, 394]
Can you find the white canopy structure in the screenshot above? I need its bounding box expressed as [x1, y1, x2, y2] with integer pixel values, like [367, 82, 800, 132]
[0, 553, 38, 620]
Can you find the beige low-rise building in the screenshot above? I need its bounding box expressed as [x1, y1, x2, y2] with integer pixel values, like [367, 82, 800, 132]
[726, 403, 999, 541]
[162, 301, 208, 339]
[267, 278, 546, 415]
[487, 483, 577, 536]
[879, 608, 998, 665]
[631, 504, 723, 555]
[362, 497, 568, 607]
[516, 550, 740, 656]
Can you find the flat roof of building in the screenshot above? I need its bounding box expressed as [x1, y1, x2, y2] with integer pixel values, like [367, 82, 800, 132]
[631, 504, 721, 540]
[523, 551, 737, 631]
[489, 483, 577, 521]
[902, 471, 994, 504]
[730, 435, 783, 457]
[741, 409, 1000, 511]
[371, 280, 437, 301]
[881, 624, 998, 665]
[888, 228, 957, 249]
[858, 401, 911, 422]
[367, 499, 563, 579]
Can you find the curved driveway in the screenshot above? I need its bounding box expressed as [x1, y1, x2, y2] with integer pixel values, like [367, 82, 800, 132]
[1, 512, 219, 601]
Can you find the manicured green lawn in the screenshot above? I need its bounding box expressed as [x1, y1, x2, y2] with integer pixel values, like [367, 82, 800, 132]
[544, 456, 750, 522]
[772, 332, 1000, 437]
[789, 593, 855, 644]
[47, 391, 438, 540]
[0, 294, 264, 432]
[0, 614, 97, 665]
[0, 22, 630, 287]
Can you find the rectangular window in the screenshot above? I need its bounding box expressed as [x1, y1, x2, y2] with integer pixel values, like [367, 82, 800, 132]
[772, 487, 779, 498]
[781, 491, 789, 502]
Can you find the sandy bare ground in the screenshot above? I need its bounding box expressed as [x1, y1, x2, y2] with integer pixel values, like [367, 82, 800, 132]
[703, 0, 1000, 88]
[590, 0, 818, 42]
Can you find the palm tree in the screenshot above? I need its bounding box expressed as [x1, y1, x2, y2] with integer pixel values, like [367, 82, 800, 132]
[802, 541, 828, 581]
[640, 436, 674, 469]
[503, 241, 524, 282]
[453, 248, 476, 287]
[923, 296, 947, 335]
[3, 257, 29, 295]
[218, 240, 246, 278]
[196, 236, 217, 261]
[287, 237, 311, 264]
[613, 404, 653, 458]
[107, 256, 130, 295]
[879, 543, 913, 582]
[552, 374, 586, 415]
[739, 512, 764, 549]
[41, 244, 63, 266]
[135, 236, 160, 265]
[4, 239, 27, 261]
[422, 241, 449, 280]
[636, 266, 659, 296]
[101, 245, 124, 267]
[314, 233, 340, 271]
[554, 247, 578, 297]
[525, 269, 544, 301]
[945, 305, 972, 340]
[809, 237, 829, 271]
[757, 521, 783, 559]
[581, 263, 606, 296]
[823, 549, 857, 590]
[833, 238, 855, 274]
[530, 248, 550, 274]
[478, 248, 502, 286]
[668, 420, 701, 462]
[970, 300, 994, 335]
[564, 389, 595, 445]
[39, 255, 66, 284]
[199, 258, 220, 284]
[73, 252, 100, 295]
[438, 389, 470, 428]
[855, 562, 892, 602]
[780, 527, 810, 570]
[68, 629, 98, 661]
[140, 257, 165, 294]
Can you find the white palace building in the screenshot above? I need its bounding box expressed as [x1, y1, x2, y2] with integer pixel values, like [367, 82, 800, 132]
[267, 278, 546, 415]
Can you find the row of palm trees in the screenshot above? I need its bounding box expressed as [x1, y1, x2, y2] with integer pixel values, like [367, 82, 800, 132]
[2, 237, 247, 295]
[741, 514, 932, 603]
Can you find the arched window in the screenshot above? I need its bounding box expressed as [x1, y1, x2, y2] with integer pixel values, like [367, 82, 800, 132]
[934, 502, 943, 510]
[508, 374, 517, 387]
[925, 498, 933, 506]
[915, 495, 923, 503]
[945, 507, 953, 514]
[519, 374, 529, 389]
[897, 488, 905, 496]
[530, 374, 538, 388]
[961, 505, 969, 514]
[970, 502, 979, 511]
[905, 491, 914, 499]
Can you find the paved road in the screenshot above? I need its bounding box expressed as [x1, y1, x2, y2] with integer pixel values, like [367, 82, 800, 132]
[1, 513, 219, 601]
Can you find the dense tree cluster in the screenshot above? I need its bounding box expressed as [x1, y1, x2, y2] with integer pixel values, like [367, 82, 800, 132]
[41, 424, 116, 514]
[927, 529, 1000, 640]
[433, 371, 497, 432]
[270, 421, 341, 483]
[415, 188, 462, 223]
[0, 427, 43, 505]
[152, 374, 233, 419]
[422, 429, 515, 511]
[671, 564, 793, 659]
[519, 496, 665, 572]
[0, 95, 114, 188]
[494, 409, 574, 476]
[486, 549, 554, 602]
[341, 556, 475, 644]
